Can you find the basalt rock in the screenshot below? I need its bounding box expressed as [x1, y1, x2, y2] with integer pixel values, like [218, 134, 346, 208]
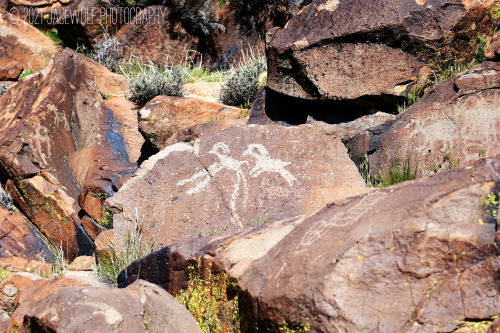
[0, 48, 145, 259]
[120, 157, 500, 332]
[0, 9, 59, 80]
[138, 95, 244, 150]
[0, 207, 52, 273]
[349, 61, 500, 178]
[267, 0, 499, 117]
[104, 124, 367, 250]
[13, 280, 202, 333]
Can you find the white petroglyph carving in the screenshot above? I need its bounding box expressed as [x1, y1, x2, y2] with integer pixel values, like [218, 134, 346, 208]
[243, 144, 297, 186]
[177, 142, 296, 211]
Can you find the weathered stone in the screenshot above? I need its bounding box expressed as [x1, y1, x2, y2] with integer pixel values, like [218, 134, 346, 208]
[183, 82, 222, 102]
[67, 256, 94, 271]
[0, 272, 41, 315]
[0, 48, 145, 259]
[13, 280, 202, 333]
[105, 124, 367, 250]
[162, 118, 247, 148]
[0, 9, 59, 80]
[116, 6, 198, 68]
[138, 96, 244, 150]
[485, 31, 500, 61]
[0, 207, 52, 272]
[349, 61, 500, 177]
[9, 271, 107, 331]
[120, 157, 500, 332]
[267, 0, 499, 115]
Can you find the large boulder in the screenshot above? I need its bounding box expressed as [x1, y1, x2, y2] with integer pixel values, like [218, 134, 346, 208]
[0, 48, 145, 259]
[12, 280, 202, 332]
[349, 61, 500, 177]
[104, 124, 367, 249]
[120, 157, 500, 332]
[0, 207, 52, 273]
[138, 95, 244, 150]
[266, 0, 499, 116]
[0, 9, 59, 80]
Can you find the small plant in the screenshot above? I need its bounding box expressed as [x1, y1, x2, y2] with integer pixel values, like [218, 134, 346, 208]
[434, 144, 461, 172]
[94, 213, 154, 286]
[481, 192, 498, 218]
[176, 263, 243, 333]
[360, 153, 420, 188]
[477, 33, 487, 63]
[0, 185, 13, 211]
[36, 26, 63, 46]
[92, 34, 123, 72]
[397, 85, 422, 113]
[250, 213, 273, 225]
[0, 84, 7, 99]
[19, 67, 34, 79]
[479, 149, 485, 157]
[219, 48, 267, 107]
[50, 243, 69, 274]
[127, 63, 186, 105]
[0, 267, 12, 283]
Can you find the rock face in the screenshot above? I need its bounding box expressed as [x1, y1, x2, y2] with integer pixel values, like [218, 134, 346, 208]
[267, 0, 498, 115]
[138, 95, 244, 150]
[485, 31, 500, 61]
[116, 6, 198, 67]
[0, 48, 145, 259]
[120, 157, 500, 332]
[0, 9, 59, 80]
[0, 207, 52, 271]
[13, 280, 202, 333]
[105, 124, 367, 249]
[349, 61, 500, 177]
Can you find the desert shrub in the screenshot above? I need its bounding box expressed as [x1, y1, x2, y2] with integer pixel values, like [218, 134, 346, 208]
[219, 50, 267, 107]
[92, 35, 123, 72]
[94, 219, 154, 286]
[0, 185, 13, 211]
[128, 63, 186, 105]
[360, 153, 420, 188]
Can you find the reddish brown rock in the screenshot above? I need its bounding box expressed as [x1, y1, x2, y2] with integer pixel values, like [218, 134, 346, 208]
[120, 157, 500, 332]
[0, 207, 52, 272]
[163, 118, 247, 148]
[0, 9, 59, 80]
[0, 48, 145, 259]
[13, 280, 202, 333]
[138, 95, 244, 149]
[485, 31, 500, 61]
[0, 272, 41, 315]
[104, 124, 367, 250]
[267, 0, 499, 115]
[9, 271, 106, 331]
[67, 256, 94, 271]
[349, 61, 500, 177]
[116, 6, 198, 68]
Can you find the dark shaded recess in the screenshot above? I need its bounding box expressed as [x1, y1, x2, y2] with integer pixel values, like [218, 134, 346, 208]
[56, 24, 93, 50]
[264, 87, 405, 125]
[137, 128, 160, 166]
[23, 316, 57, 333]
[76, 223, 94, 256]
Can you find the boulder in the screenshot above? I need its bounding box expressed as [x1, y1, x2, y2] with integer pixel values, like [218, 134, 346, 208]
[104, 124, 367, 250]
[0, 9, 59, 80]
[120, 157, 500, 332]
[9, 271, 107, 331]
[66, 256, 94, 271]
[349, 61, 500, 177]
[267, 0, 499, 116]
[0, 48, 145, 259]
[138, 95, 244, 149]
[0, 207, 52, 273]
[485, 31, 500, 61]
[0, 272, 41, 315]
[116, 6, 198, 68]
[12, 280, 202, 333]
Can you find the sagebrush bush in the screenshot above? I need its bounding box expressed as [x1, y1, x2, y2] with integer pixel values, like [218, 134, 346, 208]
[92, 35, 123, 72]
[0, 84, 7, 99]
[128, 64, 186, 105]
[219, 50, 267, 107]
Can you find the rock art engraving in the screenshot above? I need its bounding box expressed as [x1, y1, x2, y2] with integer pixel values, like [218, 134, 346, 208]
[177, 142, 297, 211]
[299, 192, 385, 248]
[243, 144, 297, 187]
